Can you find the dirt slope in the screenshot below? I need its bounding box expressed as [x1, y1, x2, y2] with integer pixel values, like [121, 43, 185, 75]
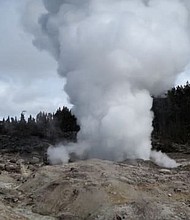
[0, 153, 189, 219]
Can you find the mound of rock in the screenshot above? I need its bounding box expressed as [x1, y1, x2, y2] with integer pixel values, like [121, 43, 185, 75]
[19, 157, 190, 220]
[0, 152, 189, 219]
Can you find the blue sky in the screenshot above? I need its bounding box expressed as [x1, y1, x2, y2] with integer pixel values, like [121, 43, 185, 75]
[0, 0, 189, 119]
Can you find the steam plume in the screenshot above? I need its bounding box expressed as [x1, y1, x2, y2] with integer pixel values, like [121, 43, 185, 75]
[24, 0, 190, 167]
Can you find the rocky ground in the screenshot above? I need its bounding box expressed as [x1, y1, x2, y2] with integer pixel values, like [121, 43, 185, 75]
[0, 135, 189, 219]
[0, 149, 189, 219]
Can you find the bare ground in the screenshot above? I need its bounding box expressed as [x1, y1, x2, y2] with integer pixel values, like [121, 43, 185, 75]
[0, 151, 189, 220]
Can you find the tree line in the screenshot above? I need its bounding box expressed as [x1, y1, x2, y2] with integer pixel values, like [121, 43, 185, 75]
[1, 83, 190, 145]
[0, 107, 80, 142]
[152, 82, 190, 144]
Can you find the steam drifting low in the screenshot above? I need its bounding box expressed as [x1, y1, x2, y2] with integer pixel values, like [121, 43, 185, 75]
[24, 0, 190, 168]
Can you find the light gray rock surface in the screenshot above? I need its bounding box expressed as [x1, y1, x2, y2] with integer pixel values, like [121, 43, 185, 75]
[0, 153, 189, 219]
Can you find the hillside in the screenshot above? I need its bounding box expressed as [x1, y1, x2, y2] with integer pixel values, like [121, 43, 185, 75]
[0, 152, 189, 220]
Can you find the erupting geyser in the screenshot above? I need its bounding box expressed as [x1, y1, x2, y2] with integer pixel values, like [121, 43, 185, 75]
[24, 0, 190, 168]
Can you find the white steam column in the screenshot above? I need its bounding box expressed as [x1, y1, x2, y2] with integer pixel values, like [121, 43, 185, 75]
[24, 0, 190, 167]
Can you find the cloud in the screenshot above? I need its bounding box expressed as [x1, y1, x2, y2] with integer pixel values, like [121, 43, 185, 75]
[176, 64, 190, 85]
[0, 0, 70, 119]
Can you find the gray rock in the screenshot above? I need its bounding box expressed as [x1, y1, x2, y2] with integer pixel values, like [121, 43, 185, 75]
[30, 157, 40, 164]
